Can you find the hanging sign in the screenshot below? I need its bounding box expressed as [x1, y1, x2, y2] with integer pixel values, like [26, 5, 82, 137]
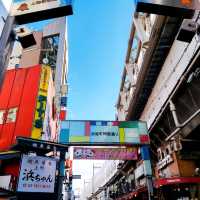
[10, 0, 73, 24]
[60, 96, 67, 107]
[73, 147, 138, 160]
[31, 65, 50, 140]
[135, 0, 198, 18]
[59, 120, 149, 145]
[17, 155, 56, 193]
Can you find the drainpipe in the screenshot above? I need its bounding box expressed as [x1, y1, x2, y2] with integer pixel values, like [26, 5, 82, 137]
[169, 100, 182, 128]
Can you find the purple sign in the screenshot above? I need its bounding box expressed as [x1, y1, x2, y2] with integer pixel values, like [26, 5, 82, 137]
[73, 147, 138, 160]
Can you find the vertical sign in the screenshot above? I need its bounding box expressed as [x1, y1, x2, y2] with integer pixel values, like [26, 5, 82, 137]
[32, 65, 50, 139]
[18, 155, 56, 193]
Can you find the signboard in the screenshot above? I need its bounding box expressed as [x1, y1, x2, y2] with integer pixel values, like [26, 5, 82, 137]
[32, 65, 51, 139]
[10, 0, 73, 24]
[61, 96, 67, 107]
[135, 0, 198, 18]
[59, 120, 149, 145]
[73, 147, 138, 160]
[17, 155, 56, 193]
[157, 154, 173, 170]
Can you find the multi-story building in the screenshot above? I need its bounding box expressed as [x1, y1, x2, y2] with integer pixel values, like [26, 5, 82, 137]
[0, 17, 69, 194]
[116, 5, 200, 200]
[85, 2, 200, 200]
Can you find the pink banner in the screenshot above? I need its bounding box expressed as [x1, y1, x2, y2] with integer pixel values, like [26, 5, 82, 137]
[73, 147, 138, 160]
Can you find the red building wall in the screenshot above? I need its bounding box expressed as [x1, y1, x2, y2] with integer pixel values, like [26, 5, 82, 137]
[0, 65, 41, 151]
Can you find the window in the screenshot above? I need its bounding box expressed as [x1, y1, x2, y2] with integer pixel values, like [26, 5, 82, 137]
[0, 110, 6, 124]
[6, 108, 18, 123]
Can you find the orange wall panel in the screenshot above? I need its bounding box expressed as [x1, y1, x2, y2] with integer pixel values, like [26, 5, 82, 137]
[1, 69, 27, 148]
[0, 70, 16, 149]
[0, 65, 41, 151]
[0, 70, 16, 108]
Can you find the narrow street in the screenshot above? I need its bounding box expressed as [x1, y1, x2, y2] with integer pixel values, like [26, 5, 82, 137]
[0, 1, 200, 200]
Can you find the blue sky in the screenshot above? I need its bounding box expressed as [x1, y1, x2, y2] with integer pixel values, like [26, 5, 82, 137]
[67, 0, 134, 121]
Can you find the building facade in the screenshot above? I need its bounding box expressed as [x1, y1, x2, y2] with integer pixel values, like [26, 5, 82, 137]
[0, 17, 69, 195]
[115, 7, 200, 200]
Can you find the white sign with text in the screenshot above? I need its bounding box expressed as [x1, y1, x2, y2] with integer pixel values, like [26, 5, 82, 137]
[18, 155, 56, 193]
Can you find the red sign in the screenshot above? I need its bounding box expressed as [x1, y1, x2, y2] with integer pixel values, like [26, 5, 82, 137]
[59, 110, 66, 121]
[73, 147, 138, 160]
[154, 177, 200, 188]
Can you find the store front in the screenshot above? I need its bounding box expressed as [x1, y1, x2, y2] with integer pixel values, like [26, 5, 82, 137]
[155, 177, 200, 200]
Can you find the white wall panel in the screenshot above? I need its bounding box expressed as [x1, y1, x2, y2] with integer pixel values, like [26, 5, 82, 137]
[140, 36, 200, 128]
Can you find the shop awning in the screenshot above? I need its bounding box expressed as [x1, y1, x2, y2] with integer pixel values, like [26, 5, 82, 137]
[154, 177, 200, 188]
[0, 151, 20, 160]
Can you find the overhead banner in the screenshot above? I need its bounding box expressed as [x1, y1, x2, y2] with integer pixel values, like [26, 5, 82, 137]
[17, 155, 56, 193]
[135, 0, 198, 18]
[59, 120, 149, 145]
[10, 0, 73, 24]
[73, 147, 138, 160]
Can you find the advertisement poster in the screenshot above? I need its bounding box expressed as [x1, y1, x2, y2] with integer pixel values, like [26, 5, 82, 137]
[10, 0, 73, 24]
[73, 147, 138, 160]
[17, 155, 56, 193]
[11, 0, 71, 16]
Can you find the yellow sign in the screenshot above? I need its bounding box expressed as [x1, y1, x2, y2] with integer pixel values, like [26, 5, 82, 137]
[31, 65, 50, 139]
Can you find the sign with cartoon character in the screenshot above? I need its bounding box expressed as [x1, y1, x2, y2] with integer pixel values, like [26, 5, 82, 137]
[73, 147, 138, 160]
[17, 155, 56, 193]
[10, 0, 73, 24]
